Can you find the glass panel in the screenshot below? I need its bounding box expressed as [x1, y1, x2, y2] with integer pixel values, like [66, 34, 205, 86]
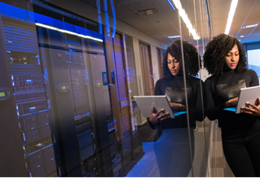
[175, 0, 210, 176]
[0, 0, 210, 177]
[0, 7, 58, 177]
[180, 0, 210, 176]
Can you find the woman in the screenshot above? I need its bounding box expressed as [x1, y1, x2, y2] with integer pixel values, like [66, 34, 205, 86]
[148, 40, 204, 177]
[150, 40, 204, 129]
[204, 33, 260, 177]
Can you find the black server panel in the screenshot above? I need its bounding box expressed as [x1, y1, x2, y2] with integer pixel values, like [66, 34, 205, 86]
[64, 35, 97, 177]
[64, 37, 97, 176]
[38, 27, 98, 176]
[1, 18, 57, 177]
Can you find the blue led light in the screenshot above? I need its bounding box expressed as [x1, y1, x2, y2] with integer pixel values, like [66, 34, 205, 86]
[98, 15, 103, 34]
[23, 133, 26, 141]
[25, 79, 33, 84]
[27, 144, 54, 157]
[29, 106, 36, 110]
[0, 2, 103, 42]
[96, 0, 103, 34]
[44, 69, 49, 83]
[0, 2, 28, 20]
[108, 127, 116, 132]
[36, 143, 45, 148]
[167, 0, 176, 10]
[110, 0, 116, 38]
[22, 142, 29, 147]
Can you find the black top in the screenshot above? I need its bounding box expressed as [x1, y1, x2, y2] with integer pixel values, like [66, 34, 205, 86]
[149, 75, 204, 131]
[205, 69, 259, 128]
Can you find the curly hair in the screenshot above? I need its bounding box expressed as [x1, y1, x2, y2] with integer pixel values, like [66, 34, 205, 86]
[163, 40, 201, 79]
[203, 34, 247, 76]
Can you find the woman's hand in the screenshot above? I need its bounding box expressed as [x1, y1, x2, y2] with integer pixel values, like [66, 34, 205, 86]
[149, 107, 170, 124]
[169, 102, 186, 111]
[225, 97, 239, 107]
[241, 98, 260, 116]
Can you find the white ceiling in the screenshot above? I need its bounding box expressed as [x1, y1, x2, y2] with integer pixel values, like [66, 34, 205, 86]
[45, 0, 260, 45]
[208, 0, 260, 43]
[81, 0, 209, 46]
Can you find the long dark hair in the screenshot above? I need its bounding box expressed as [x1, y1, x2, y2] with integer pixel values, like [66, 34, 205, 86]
[163, 40, 201, 79]
[203, 34, 247, 76]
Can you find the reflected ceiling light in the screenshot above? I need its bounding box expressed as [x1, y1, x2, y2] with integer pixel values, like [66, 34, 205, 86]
[168, 35, 181, 38]
[224, 0, 238, 35]
[35, 23, 103, 42]
[171, 0, 200, 40]
[241, 23, 258, 29]
[240, 35, 244, 38]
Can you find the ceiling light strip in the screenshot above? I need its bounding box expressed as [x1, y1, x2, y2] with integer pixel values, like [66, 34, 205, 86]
[171, 0, 200, 40]
[224, 0, 238, 35]
[168, 35, 181, 38]
[241, 23, 258, 29]
[35, 23, 103, 42]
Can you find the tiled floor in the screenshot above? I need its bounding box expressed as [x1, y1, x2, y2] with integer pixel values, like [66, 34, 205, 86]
[127, 125, 208, 177]
[209, 125, 234, 177]
[127, 119, 235, 177]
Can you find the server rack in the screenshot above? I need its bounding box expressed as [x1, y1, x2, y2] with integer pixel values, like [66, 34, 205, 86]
[0, 2, 144, 176]
[37, 26, 99, 176]
[104, 32, 144, 176]
[0, 16, 57, 177]
[37, 23, 120, 177]
[85, 39, 120, 177]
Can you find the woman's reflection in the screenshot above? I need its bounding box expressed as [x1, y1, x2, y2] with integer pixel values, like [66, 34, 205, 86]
[148, 40, 204, 176]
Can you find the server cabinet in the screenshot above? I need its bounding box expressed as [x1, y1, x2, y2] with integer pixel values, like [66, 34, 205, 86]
[37, 27, 98, 177]
[104, 32, 143, 176]
[0, 16, 57, 177]
[0, 5, 144, 176]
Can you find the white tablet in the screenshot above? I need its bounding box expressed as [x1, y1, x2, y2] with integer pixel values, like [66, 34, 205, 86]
[236, 85, 260, 113]
[133, 95, 175, 118]
[224, 86, 260, 114]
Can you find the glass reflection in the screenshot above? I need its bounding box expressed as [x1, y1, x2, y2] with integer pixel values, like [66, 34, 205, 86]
[0, 0, 209, 177]
[146, 40, 204, 176]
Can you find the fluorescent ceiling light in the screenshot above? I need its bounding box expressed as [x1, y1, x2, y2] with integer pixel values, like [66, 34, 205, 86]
[241, 23, 258, 29]
[240, 35, 244, 38]
[168, 35, 181, 38]
[171, 0, 200, 40]
[224, 0, 238, 35]
[167, 0, 176, 10]
[35, 23, 103, 42]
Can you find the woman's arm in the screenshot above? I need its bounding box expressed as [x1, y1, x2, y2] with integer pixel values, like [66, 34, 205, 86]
[187, 79, 205, 122]
[147, 80, 168, 129]
[205, 78, 226, 120]
[249, 69, 259, 86]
